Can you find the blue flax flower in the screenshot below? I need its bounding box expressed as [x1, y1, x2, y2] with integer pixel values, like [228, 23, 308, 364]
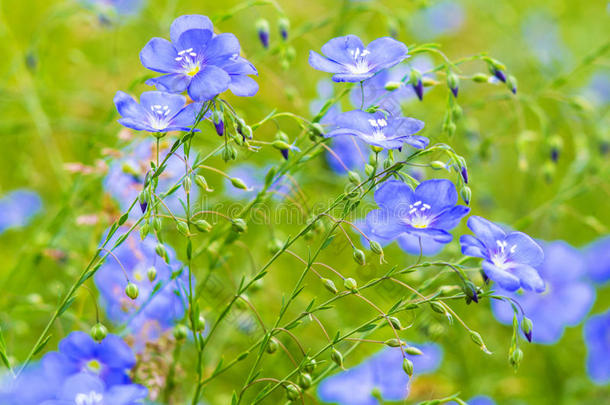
[95, 229, 188, 341]
[460, 216, 544, 292]
[40, 373, 147, 405]
[584, 235, 610, 284]
[309, 35, 408, 82]
[141, 14, 258, 101]
[114, 91, 203, 132]
[81, 0, 144, 17]
[584, 309, 610, 384]
[0, 190, 42, 234]
[326, 110, 427, 150]
[318, 344, 442, 405]
[365, 179, 469, 251]
[492, 241, 595, 343]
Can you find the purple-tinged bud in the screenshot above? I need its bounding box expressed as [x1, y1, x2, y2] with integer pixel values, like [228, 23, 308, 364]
[410, 69, 424, 101]
[460, 186, 471, 205]
[212, 110, 224, 136]
[481, 270, 489, 284]
[278, 17, 289, 41]
[521, 316, 533, 342]
[138, 191, 148, 213]
[256, 19, 270, 48]
[493, 68, 507, 83]
[508, 75, 517, 94]
[550, 148, 559, 162]
[447, 72, 460, 97]
[460, 166, 469, 184]
[464, 281, 478, 303]
[280, 149, 289, 160]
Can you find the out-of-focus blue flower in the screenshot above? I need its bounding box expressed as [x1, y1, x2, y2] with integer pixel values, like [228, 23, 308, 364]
[460, 216, 545, 292]
[522, 12, 568, 68]
[114, 91, 203, 133]
[448, 396, 495, 405]
[0, 190, 42, 234]
[318, 344, 442, 405]
[584, 235, 610, 284]
[141, 15, 258, 101]
[81, 0, 144, 17]
[492, 241, 595, 344]
[365, 179, 469, 252]
[0, 334, 144, 405]
[349, 56, 434, 113]
[583, 70, 610, 107]
[225, 165, 292, 200]
[584, 309, 610, 384]
[94, 229, 188, 339]
[104, 139, 194, 218]
[326, 110, 427, 150]
[309, 35, 408, 82]
[410, 1, 465, 40]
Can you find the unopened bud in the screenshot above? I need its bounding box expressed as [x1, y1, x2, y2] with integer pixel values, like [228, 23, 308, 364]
[388, 316, 402, 330]
[266, 337, 279, 354]
[492, 68, 507, 83]
[194, 219, 212, 233]
[322, 278, 338, 294]
[256, 19, 270, 48]
[430, 160, 447, 170]
[125, 282, 139, 300]
[510, 347, 523, 370]
[331, 347, 344, 368]
[352, 248, 366, 266]
[173, 324, 188, 341]
[309, 123, 324, 137]
[348, 170, 361, 185]
[196, 315, 206, 331]
[460, 186, 471, 205]
[285, 384, 300, 400]
[384, 338, 404, 347]
[230, 177, 249, 190]
[430, 301, 445, 314]
[182, 176, 191, 193]
[402, 357, 414, 376]
[409, 69, 423, 101]
[369, 240, 383, 256]
[90, 323, 108, 342]
[232, 218, 247, 233]
[364, 164, 375, 177]
[278, 17, 289, 40]
[298, 372, 312, 389]
[405, 346, 423, 356]
[521, 317, 533, 342]
[212, 110, 224, 135]
[138, 191, 148, 213]
[343, 277, 358, 292]
[195, 175, 212, 191]
[384, 81, 402, 91]
[472, 73, 489, 83]
[447, 72, 459, 97]
[155, 243, 169, 263]
[176, 221, 189, 236]
[303, 357, 316, 373]
[507, 75, 517, 94]
[147, 266, 157, 282]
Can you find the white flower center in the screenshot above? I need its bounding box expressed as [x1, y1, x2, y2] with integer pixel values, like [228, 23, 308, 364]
[491, 240, 517, 269]
[347, 48, 371, 74]
[403, 200, 432, 228]
[364, 118, 388, 141]
[175, 48, 201, 76]
[75, 391, 104, 405]
[148, 104, 171, 130]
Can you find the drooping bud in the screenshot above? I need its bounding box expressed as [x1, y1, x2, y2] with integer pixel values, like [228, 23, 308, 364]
[369, 240, 383, 256]
[447, 72, 459, 97]
[173, 324, 188, 341]
[348, 170, 361, 185]
[521, 317, 533, 342]
[384, 81, 402, 91]
[388, 316, 402, 330]
[155, 243, 169, 263]
[268, 237, 284, 254]
[230, 177, 249, 190]
[331, 347, 344, 368]
[278, 17, 289, 40]
[343, 277, 358, 292]
[464, 280, 478, 303]
[460, 166, 469, 184]
[430, 160, 447, 170]
[266, 337, 279, 354]
[472, 73, 489, 83]
[195, 175, 212, 192]
[231, 218, 247, 233]
[322, 278, 338, 294]
[364, 164, 375, 177]
[409, 68, 423, 101]
[139, 223, 149, 240]
[309, 123, 324, 137]
[125, 282, 139, 300]
[405, 346, 423, 356]
[303, 357, 316, 373]
[402, 357, 414, 377]
[147, 266, 157, 282]
[138, 191, 148, 213]
[492, 68, 507, 83]
[352, 248, 366, 266]
[509, 347, 523, 370]
[460, 186, 471, 205]
[90, 323, 108, 342]
[297, 372, 312, 389]
[176, 221, 189, 236]
[549, 135, 563, 163]
[256, 19, 270, 48]
[194, 219, 212, 233]
[212, 110, 224, 136]
[507, 75, 517, 94]
[285, 384, 301, 401]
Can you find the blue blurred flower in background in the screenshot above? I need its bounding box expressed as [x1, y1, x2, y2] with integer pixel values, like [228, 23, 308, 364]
[410, 1, 465, 40]
[318, 344, 442, 405]
[327, 110, 427, 150]
[0, 190, 42, 234]
[40, 373, 147, 405]
[309, 35, 408, 82]
[94, 229, 188, 341]
[583, 70, 610, 107]
[460, 216, 545, 292]
[584, 235, 610, 284]
[522, 12, 569, 69]
[114, 91, 203, 133]
[584, 309, 610, 385]
[448, 396, 496, 405]
[81, 0, 144, 18]
[492, 241, 595, 344]
[104, 139, 195, 218]
[366, 179, 469, 251]
[141, 15, 258, 101]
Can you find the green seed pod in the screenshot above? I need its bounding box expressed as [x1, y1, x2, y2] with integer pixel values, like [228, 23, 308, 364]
[272, 140, 292, 151]
[125, 282, 139, 300]
[297, 372, 312, 389]
[388, 316, 402, 330]
[230, 177, 249, 190]
[510, 347, 523, 370]
[90, 323, 108, 342]
[176, 221, 189, 236]
[194, 219, 212, 233]
[384, 81, 402, 91]
[285, 384, 301, 401]
[155, 243, 168, 263]
[430, 301, 446, 314]
[173, 324, 188, 341]
[322, 278, 338, 294]
[402, 357, 414, 377]
[153, 216, 162, 232]
[303, 357, 316, 373]
[430, 160, 447, 170]
[472, 73, 490, 83]
[347, 170, 361, 185]
[182, 176, 191, 193]
[232, 218, 247, 233]
[147, 266, 157, 282]
[195, 175, 212, 191]
[369, 240, 383, 256]
[343, 277, 358, 292]
[139, 223, 150, 240]
[384, 338, 404, 347]
[196, 315, 206, 332]
[352, 249, 366, 266]
[331, 347, 343, 368]
[266, 337, 279, 354]
[364, 164, 375, 177]
[405, 346, 423, 356]
[268, 237, 284, 254]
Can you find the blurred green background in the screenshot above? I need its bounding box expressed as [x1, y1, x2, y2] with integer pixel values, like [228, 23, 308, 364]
[0, 0, 608, 403]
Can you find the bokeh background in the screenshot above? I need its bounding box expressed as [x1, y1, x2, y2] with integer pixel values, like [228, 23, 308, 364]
[0, 0, 608, 404]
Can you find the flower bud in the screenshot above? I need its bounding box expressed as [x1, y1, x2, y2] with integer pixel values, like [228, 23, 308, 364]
[464, 280, 478, 303]
[509, 347, 523, 370]
[256, 19, 270, 48]
[195, 175, 212, 191]
[521, 317, 533, 342]
[138, 191, 148, 213]
[447, 72, 459, 97]
[472, 73, 489, 83]
[348, 170, 361, 185]
[343, 277, 358, 292]
[492, 68, 507, 83]
[388, 316, 402, 330]
[402, 357, 414, 377]
[182, 176, 191, 193]
[231, 177, 249, 190]
[173, 324, 188, 341]
[267, 237, 284, 254]
[212, 110, 224, 135]
[430, 301, 445, 314]
[364, 164, 375, 177]
[176, 221, 189, 236]
[266, 337, 279, 354]
[90, 323, 108, 342]
[322, 278, 338, 294]
[409, 69, 423, 101]
[194, 219, 212, 233]
[278, 17, 289, 40]
[309, 123, 324, 137]
[196, 315, 206, 332]
[405, 346, 423, 356]
[303, 357, 316, 373]
[430, 160, 447, 170]
[384, 338, 404, 347]
[222, 144, 237, 161]
[352, 248, 366, 266]
[139, 223, 149, 240]
[331, 347, 343, 368]
[147, 266, 157, 282]
[384, 81, 402, 91]
[369, 240, 383, 256]
[460, 186, 471, 205]
[507, 75, 517, 94]
[298, 372, 312, 389]
[125, 282, 139, 300]
[285, 384, 300, 401]
[460, 166, 469, 184]
[155, 243, 169, 263]
[232, 218, 247, 233]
